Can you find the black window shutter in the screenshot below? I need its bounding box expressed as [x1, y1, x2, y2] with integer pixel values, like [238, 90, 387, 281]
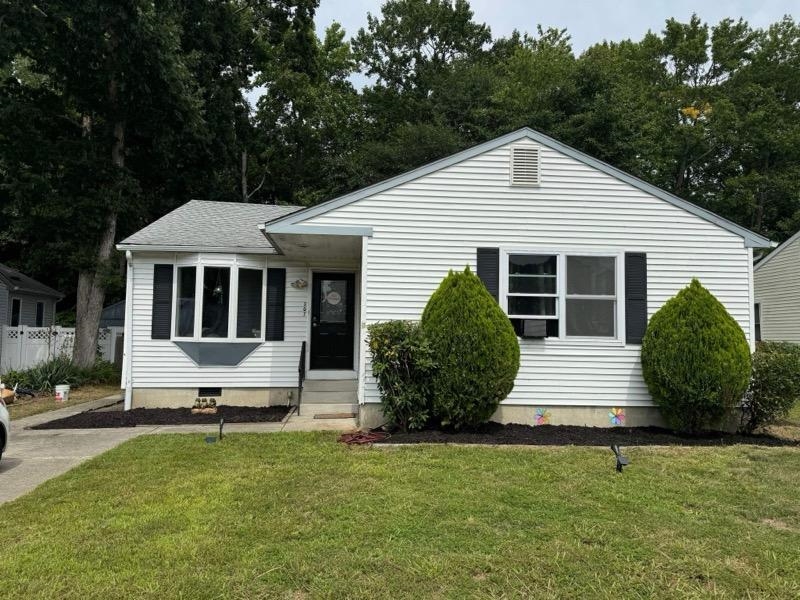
[265, 268, 286, 341]
[476, 248, 500, 301]
[624, 253, 647, 344]
[151, 264, 173, 340]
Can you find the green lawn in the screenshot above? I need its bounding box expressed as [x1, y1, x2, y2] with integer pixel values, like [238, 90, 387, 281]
[2, 434, 799, 599]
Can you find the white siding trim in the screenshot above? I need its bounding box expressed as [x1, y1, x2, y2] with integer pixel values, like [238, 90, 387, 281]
[358, 236, 369, 405]
[747, 247, 755, 352]
[123, 251, 134, 410]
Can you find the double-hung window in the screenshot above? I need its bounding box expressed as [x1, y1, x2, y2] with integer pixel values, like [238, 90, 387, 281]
[565, 256, 616, 337]
[173, 258, 264, 341]
[507, 254, 558, 318]
[504, 250, 620, 340]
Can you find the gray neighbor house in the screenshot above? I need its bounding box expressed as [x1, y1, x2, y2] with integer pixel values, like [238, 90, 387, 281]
[0, 263, 63, 328]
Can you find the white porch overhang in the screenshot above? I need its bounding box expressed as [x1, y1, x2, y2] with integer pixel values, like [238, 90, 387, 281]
[258, 223, 372, 259]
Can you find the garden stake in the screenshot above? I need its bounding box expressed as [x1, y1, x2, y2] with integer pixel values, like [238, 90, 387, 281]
[219, 417, 224, 440]
[610, 445, 629, 473]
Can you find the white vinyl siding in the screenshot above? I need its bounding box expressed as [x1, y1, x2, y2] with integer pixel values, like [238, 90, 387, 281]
[754, 233, 800, 343]
[300, 140, 753, 408]
[129, 253, 357, 388]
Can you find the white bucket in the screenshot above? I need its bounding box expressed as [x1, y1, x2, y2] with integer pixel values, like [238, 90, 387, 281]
[55, 384, 70, 403]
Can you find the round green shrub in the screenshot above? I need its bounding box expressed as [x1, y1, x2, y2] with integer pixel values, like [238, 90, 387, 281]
[421, 267, 520, 428]
[367, 320, 436, 432]
[641, 278, 751, 432]
[741, 341, 800, 433]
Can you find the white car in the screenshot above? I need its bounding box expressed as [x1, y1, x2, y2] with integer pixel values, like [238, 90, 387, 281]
[0, 395, 9, 462]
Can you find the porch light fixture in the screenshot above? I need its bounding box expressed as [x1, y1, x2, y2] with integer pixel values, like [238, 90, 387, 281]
[291, 279, 308, 289]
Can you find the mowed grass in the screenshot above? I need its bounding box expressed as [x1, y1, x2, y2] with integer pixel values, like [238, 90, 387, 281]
[7, 383, 120, 419]
[1, 434, 799, 599]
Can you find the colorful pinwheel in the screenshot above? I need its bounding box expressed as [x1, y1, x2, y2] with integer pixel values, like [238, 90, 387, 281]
[609, 408, 625, 426]
[534, 408, 550, 426]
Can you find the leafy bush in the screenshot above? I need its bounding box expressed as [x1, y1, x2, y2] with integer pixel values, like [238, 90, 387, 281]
[741, 342, 800, 433]
[368, 320, 436, 431]
[1, 357, 120, 393]
[641, 279, 751, 432]
[81, 360, 121, 385]
[421, 267, 520, 428]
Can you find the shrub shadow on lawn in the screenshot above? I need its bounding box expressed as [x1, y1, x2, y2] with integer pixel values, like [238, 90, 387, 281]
[378, 422, 799, 447]
[31, 405, 291, 429]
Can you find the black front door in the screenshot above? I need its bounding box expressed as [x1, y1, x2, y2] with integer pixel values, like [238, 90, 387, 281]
[310, 273, 355, 370]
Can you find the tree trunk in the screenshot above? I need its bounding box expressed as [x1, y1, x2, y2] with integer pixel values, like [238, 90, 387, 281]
[73, 81, 124, 368]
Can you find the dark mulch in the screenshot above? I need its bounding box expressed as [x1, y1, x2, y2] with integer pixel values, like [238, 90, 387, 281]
[376, 422, 799, 447]
[32, 405, 291, 429]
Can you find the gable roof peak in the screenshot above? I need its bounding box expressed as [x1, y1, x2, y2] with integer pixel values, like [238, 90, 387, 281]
[264, 127, 771, 249]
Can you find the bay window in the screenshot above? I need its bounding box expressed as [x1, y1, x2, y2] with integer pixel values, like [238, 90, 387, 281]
[173, 258, 266, 341]
[176, 266, 196, 337]
[236, 269, 263, 338]
[202, 266, 230, 338]
[504, 250, 620, 340]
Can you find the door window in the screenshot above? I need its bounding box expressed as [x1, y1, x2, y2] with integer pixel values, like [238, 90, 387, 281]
[319, 279, 348, 323]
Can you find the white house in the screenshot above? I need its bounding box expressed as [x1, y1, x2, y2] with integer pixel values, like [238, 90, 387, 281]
[754, 229, 800, 343]
[117, 128, 771, 427]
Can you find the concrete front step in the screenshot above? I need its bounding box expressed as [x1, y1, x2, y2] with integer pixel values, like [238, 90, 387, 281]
[302, 378, 357, 393]
[299, 402, 358, 417]
[302, 390, 358, 405]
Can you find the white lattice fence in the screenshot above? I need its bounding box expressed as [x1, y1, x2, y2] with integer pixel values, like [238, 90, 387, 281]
[0, 326, 123, 373]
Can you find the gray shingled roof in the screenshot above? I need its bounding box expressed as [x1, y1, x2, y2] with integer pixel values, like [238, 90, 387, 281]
[119, 200, 303, 251]
[0, 263, 63, 298]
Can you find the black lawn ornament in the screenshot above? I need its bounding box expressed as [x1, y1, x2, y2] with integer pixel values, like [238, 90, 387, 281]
[610, 445, 630, 473]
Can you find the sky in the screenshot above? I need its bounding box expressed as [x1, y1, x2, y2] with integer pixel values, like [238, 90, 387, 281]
[248, 0, 796, 102]
[315, 0, 796, 53]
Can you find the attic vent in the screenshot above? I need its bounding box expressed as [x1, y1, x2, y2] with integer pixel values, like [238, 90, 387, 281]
[510, 146, 541, 186]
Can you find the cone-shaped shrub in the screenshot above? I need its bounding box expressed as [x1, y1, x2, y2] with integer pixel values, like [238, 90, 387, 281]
[421, 267, 520, 428]
[641, 278, 751, 432]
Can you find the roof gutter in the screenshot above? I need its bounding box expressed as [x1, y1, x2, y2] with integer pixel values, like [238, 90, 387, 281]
[257, 223, 374, 256]
[116, 243, 280, 254]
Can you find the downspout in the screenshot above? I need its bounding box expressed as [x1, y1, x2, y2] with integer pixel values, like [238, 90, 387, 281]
[123, 251, 134, 410]
[746, 247, 755, 353]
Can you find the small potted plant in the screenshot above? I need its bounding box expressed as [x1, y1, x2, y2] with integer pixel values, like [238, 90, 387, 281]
[191, 397, 218, 414]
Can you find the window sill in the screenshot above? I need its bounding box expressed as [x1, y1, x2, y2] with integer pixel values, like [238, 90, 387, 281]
[171, 337, 263, 343]
[517, 337, 626, 349]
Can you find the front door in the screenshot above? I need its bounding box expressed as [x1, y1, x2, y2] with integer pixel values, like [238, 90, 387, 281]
[310, 273, 355, 370]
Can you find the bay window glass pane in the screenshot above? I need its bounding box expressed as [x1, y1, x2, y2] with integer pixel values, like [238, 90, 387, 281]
[508, 296, 557, 317]
[567, 256, 615, 295]
[566, 299, 615, 336]
[202, 267, 230, 338]
[176, 266, 196, 337]
[236, 268, 263, 338]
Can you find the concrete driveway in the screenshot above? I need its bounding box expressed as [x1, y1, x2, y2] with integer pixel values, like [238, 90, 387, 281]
[0, 397, 144, 504]
[0, 398, 356, 504]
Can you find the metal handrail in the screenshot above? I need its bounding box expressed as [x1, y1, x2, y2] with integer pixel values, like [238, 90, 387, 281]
[297, 341, 306, 414]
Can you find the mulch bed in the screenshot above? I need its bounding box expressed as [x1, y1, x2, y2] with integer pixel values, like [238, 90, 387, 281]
[375, 422, 799, 447]
[32, 405, 291, 429]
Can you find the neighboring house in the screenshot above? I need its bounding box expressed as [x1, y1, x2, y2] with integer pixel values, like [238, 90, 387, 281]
[0, 263, 62, 328]
[100, 300, 126, 327]
[0, 263, 63, 370]
[117, 128, 770, 427]
[753, 229, 800, 343]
